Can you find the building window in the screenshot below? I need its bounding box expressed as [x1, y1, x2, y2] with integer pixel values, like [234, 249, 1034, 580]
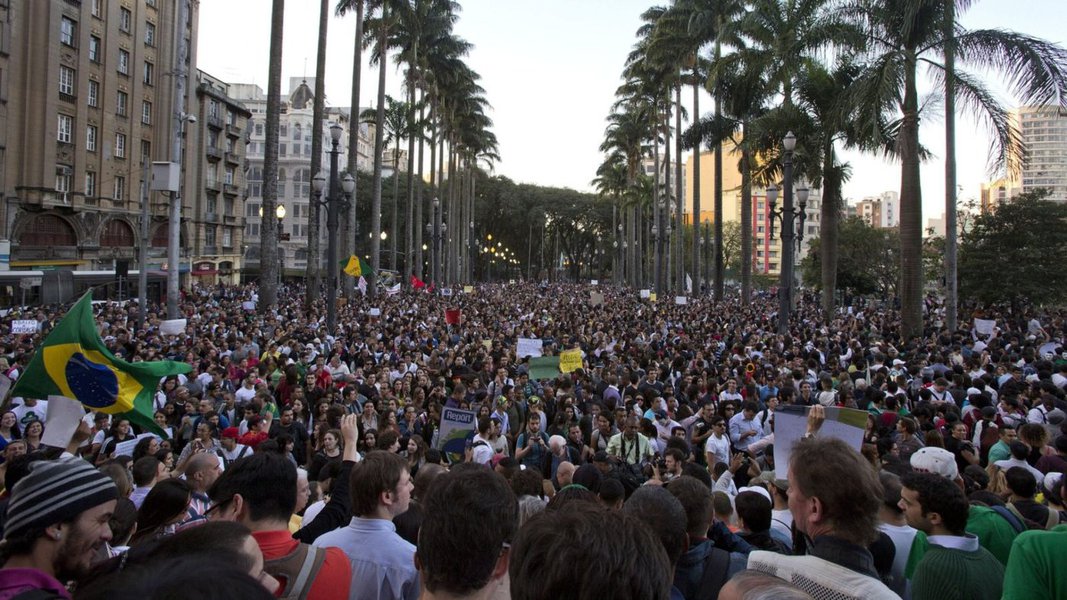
[101, 220, 135, 246]
[20, 215, 77, 246]
[209, 100, 219, 118]
[115, 133, 126, 158]
[118, 49, 129, 75]
[57, 114, 73, 143]
[224, 197, 234, 216]
[224, 166, 235, 185]
[142, 100, 151, 125]
[119, 8, 131, 32]
[144, 22, 155, 46]
[88, 36, 101, 62]
[86, 125, 97, 151]
[140, 140, 151, 165]
[88, 80, 99, 107]
[56, 167, 72, 193]
[143, 62, 153, 85]
[222, 228, 232, 247]
[60, 17, 76, 46]
[114, 176, 126, 201]
[59, 66, 75, 96]
[85, 172, 97, 197]
[255, 123, 263, 135]
[246, 202, 260, 218]
[116, 91, 127, 116]
[91, 0, 102, 17]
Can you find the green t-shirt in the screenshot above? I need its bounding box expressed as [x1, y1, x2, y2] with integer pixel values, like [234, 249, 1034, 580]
[1002, 524, 1067, 600]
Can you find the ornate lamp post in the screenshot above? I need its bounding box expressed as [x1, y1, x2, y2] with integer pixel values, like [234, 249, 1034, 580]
[766, 132, 808, 335]
[312, 123, 355, 335]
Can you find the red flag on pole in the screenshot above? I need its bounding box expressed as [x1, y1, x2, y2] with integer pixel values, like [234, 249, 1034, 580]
[410, 275, 426, 290]
[445, 308, 461, 325]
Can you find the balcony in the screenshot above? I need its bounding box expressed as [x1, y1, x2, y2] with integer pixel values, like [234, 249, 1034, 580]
[225, 123, 241, 137]
[224, 214, 238, 224]
[207, 115, 224, 130]
[205, 179, 221, 192]
[205, 212, 218, 222]
[223, 184, 239, 196]
[224, 152, 240, 166]
[206, 146, 222, 161]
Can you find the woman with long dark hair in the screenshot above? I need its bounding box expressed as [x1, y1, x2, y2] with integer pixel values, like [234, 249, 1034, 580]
[129, 478, 192, 547]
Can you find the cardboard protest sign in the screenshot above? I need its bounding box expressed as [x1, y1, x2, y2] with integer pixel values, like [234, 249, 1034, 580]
[41, 396, 86, 449]
[463, 286, 473, 294]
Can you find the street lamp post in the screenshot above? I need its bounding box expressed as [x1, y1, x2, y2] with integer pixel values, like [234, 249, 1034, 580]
[312, 123, 354, 336]
[767, 131, 808, 335]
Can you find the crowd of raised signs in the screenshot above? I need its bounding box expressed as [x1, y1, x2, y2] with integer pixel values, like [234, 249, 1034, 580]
[0, 281, 1065, 600]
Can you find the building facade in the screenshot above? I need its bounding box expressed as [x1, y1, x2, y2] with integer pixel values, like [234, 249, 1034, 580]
[0, 0, 200, 276]
[232, 78, 374, 279]
[1011, 105, 1067, 203]
[854, 191, 899, 229]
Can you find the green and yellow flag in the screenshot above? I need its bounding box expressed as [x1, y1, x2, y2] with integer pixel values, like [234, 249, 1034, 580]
[11, 293, 190, 436]
[342, 255, 373, 278]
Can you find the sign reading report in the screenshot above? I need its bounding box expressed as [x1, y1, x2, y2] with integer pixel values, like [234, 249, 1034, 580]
[436, 407, 477, 464]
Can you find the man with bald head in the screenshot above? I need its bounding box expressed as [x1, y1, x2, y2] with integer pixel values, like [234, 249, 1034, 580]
[183, 452, 222, 520]
[555, 462, 576, 490]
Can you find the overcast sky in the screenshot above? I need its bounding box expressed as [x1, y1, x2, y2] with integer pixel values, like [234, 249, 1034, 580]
[198, 1, 1067, 219]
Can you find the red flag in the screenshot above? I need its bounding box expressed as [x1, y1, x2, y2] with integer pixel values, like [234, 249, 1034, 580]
[445, 308, 461, 324]
[427, 283, 435, 294]
[410, 274, 426, 290]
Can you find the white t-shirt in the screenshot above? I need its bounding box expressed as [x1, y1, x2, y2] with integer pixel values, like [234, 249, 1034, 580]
[11, 400, 48, 434]
[879, 522, 918, 598]
[302, 499, 327, 528]
[704, 434, 731, 468]
[771, 508, 793, 541]
[471, 434, 494, 466]
[235, 385, 257, 405]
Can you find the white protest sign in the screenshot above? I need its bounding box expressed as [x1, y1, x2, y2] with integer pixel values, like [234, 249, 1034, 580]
[369, 308, 381, 317]
[974, 318, 996, 337]
[441, 288, 453, 297]
[517, 337, 543, 358]
[590, 279, 599, 286]
[41, 396, 86, 449]
[114, 432, 160, 458]
[674, 296, 688, 305]
[639, 289, 651, 299]
[241, 301, 256, 311]
[11, 320, 38, 334]
[773, 406, 867, 472]
[160, 319, 187, 336]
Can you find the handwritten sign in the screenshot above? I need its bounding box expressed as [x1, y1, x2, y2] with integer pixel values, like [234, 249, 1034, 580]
[674, 296, 688, 305]
[517, 337, 543, 358]
[11, 320, 38, 334]
[559, 348, 583, 373]
[160, 319, 187, 336]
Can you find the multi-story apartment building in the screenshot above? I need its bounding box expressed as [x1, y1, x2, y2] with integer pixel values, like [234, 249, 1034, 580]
[1011, 105, 1067, 203]
[854, 191, 899, 229]
[232, 78, 374, 279]
[0, 0, 200, 275]
[186, 70, 251, 285]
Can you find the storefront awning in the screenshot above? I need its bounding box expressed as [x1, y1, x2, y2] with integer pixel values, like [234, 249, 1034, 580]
[10, 259, 87, 268]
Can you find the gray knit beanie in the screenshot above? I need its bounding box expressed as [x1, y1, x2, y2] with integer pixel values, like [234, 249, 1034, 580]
[3, 459, 118, 541]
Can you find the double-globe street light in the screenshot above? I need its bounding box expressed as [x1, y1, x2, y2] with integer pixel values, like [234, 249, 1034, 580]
[312, 123, 355, 336]
[766, 131, 809, 335]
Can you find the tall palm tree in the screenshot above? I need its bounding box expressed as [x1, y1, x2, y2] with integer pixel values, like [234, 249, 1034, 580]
[306, 0, 329, 309]
[363, 96, 409, 272]
[259, 0, 284, 312]
[847, 0, 1067, 339]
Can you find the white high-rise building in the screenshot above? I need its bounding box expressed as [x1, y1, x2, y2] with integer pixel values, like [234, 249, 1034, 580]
[1012, 106, 1067, 203]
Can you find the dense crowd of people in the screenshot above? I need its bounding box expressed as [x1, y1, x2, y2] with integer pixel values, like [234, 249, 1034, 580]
[0, 280, 1065, 599]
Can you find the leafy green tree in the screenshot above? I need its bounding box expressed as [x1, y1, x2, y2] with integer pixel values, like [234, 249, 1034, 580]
[801, 217, 898, 298]
[959, 190, 1067, 307]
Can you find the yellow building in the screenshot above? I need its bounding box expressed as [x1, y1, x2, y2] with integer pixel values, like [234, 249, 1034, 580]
[683, 145, 745, 226]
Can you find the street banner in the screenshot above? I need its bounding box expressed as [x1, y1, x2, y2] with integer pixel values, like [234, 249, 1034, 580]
[529, 356, 560, 381]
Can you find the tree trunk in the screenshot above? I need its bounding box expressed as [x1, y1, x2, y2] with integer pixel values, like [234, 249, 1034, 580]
[741, 142, 752, 304]
[369, 4, 388, 298]
[343, 0, 364, 298]
[306, 0, 328, 309]
[899, 51, 924, 340]
[405, 85, 416, 280]
[676, 82, 686, 294]
[713, 41, 724, 301]
[390, 136, 400, 272]
[820, 140, 840, 321]
[259, 0, 284, 312]
[415, 92, 426, 281]
[692, 77, 702, 296]
[944, 0, 958, 333]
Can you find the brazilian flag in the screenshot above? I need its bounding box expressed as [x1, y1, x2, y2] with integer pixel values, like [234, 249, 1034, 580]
[342, 255, 373, 278]
[11, 293, 189, 436]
